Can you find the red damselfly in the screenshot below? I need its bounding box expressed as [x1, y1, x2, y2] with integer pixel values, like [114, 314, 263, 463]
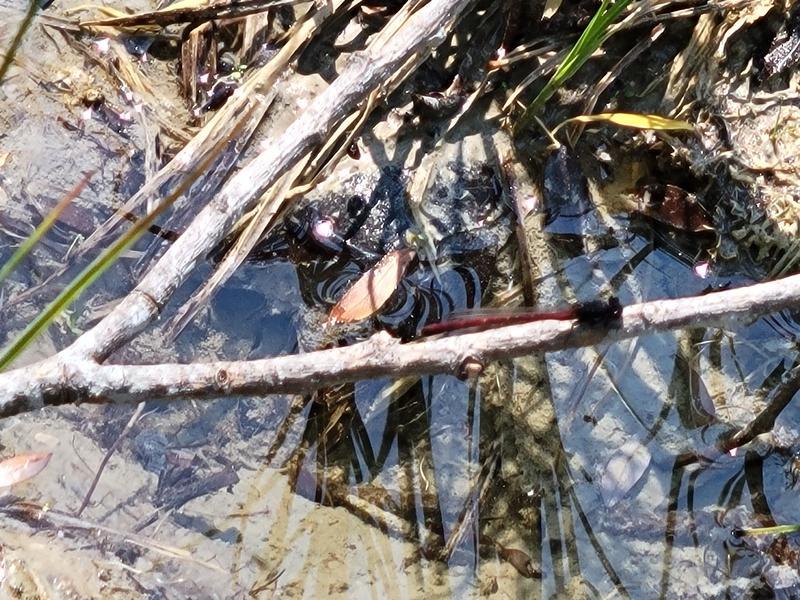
[421, 297, 622, 336]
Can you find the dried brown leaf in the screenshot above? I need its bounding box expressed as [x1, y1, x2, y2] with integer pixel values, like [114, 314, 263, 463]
[328, 248, 416, 324]
[0, 452, 51, 487]
[636, 183, 713, 233]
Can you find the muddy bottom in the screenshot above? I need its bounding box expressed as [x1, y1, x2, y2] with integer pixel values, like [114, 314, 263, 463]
[2, 1, 800, 599]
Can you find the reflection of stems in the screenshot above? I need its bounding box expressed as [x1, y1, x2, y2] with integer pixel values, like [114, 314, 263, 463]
[743, 450, 774, 527]
[674, 362, 800, 468]
[555, 457, 581, 581]
[686, 468, 701, 548]
[441, 442, 499, 561]
[566, 485, 630, 597]
[721, 363, 800, 452]
[388, 383, 446, 555]
[721, 471, 747, 511]
[543, 473, 567, 589]
[662, 452, 774, 599]
[671, 329, 713, 429]
[658, 460, 683, 600]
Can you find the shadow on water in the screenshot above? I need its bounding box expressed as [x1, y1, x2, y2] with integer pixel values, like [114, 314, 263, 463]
[236, 137, 800, 597]
[5, 2, 800, 598]
[187, 143, 799, 598]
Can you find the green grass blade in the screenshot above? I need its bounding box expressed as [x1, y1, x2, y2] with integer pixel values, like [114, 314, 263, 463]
[0, 184, 181, 371]
[515, 0, 634, 131]
[0, 171, 94, 285]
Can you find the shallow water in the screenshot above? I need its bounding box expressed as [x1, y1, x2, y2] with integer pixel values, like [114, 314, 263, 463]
[1, 2, 799, 599]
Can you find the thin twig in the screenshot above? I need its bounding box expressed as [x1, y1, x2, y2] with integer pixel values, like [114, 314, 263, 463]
[0, 502, 226, 573]
[75, 401, 146, 516]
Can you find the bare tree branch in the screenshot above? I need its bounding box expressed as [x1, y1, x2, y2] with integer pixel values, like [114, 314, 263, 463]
[2, 0, 792, 425]
[2, 273, 799, 413]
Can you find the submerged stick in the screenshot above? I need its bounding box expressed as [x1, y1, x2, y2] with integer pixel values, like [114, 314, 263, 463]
[75, 401, 145, 517]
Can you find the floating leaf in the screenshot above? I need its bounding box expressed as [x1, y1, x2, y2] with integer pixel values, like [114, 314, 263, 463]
[0, 452, 51, 487]
[557, 112, 694, 134]
[634, 182, 713, 233]
[328, 248, 416, 324]
[600, 439, 651, 508]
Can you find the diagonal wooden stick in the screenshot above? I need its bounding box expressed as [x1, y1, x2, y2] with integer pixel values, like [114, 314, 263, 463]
[62, 0, 475, 364]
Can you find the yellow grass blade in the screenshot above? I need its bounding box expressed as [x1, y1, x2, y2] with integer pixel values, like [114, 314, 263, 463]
[555, 112, 694, 136]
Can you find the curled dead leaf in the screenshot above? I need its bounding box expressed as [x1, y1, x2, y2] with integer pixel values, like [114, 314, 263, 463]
[497, 545, 542, 579]
[0, 452, 52, 487]
[328, 248, 416, 324]
[636, 183, 713, 232]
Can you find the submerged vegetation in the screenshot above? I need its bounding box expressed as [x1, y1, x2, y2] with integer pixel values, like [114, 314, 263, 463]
[1, 0, 800, 597]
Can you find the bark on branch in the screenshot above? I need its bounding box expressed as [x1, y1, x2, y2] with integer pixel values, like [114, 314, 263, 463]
[1, 273, 798, 414]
